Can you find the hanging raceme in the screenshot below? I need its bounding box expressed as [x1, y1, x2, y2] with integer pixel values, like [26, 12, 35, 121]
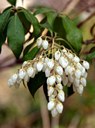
[8, 35, 90, 117]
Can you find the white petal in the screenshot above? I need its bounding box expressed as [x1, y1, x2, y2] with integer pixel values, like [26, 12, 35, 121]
[56, 102, 63, 113]
[54, 51, 61, 60]
[48, 100, 55, 111]
[73, 56, 80, 63]
[27, 67, 34, 77]
[45, 68, 51, 77]
[56, 75, 62, 83]
[59, 57, 68, 68]
[51, 108, 58, 117]
[82, 61, 90, 70]
[47, 76, 56, 86]
[36, 62, 43, 72]
[58, 90, 65, 102]
[56, 83, 63, 90]
[47, 59, 54, 70]
[18, 69, 26, 79]
[48, 87, 54, 96]
[55, 65, 63, 76]
[76, 84, 84, 94]
[80, 77, 86, 87]
[37, 37, 43, 48]
[75, 69, 81, 79]
[42, 40, 49, 49]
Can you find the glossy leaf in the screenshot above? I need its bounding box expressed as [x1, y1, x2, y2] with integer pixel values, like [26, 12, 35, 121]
[19, 8, 41, 37]
[34, 6, 54, 15]
[7, 14, 25, 58]
[0, 7, 12, 33]
[7, 0, 16, 6]
[18, 11, 31, 34]
[23, 46, 40, 61]
[27, 72, 46, 97]
[61, 15, 82, 53]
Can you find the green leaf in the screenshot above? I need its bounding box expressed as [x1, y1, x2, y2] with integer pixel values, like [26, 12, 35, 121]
[19, 8, 41, 37]
[0, 6, 12, 33]
[23, 46, 40, 61]
[61, 15, 82, 53]
[34, 6, 54, 15]
[86, 51, 95, 62]
[18, 11, 31, 34]
[7, 0, 16, 6]
[0, 31, 7, 53]
[27, 72, 46, 97]
[7, 14, 25, 58]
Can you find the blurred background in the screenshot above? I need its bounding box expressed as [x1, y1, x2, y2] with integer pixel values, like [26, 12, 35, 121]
[0, 0, 95, 128]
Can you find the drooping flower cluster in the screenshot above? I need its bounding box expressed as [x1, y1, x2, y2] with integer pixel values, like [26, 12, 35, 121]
[8, 37, 90, 117]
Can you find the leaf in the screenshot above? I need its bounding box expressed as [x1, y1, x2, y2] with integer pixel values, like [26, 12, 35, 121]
[61, 15, 82, 53]
[19, 8, 41, 37]
[18, 11, 31, 34]
[27, 72, 46, 97]
[86, 51, 95, 62]
[23, 46, 40, 61]
[0, 6, 12, 33]
[34, 6, 54, 15]
[7, 14, 25, 58]
[7, 0, 16, 6]
[0, 31, 7, 53]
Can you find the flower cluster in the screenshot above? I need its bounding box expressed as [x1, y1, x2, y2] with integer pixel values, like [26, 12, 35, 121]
[8, 37, 90, 117]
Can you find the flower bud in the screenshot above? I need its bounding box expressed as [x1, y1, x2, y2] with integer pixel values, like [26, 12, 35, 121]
[56, 102, 63, 113]
[59, 57, 68, 68]
[27, 67, 34, 77]
[55, 65, 63, 76]
[56, 83, 63, 90]
[73, 56, 80, 63]
[51, 108, 58, 117]
[58, 90, 65, 102]
[54, 51, 61, 60]
[11, 74, 18, 83]
[74, 78, 80, 87]
[75, 69, 81, 79]
[48, 87, 54, 96]
[62, 75, 68, 86]
[80, 77, 86, 87]
[47, 100, 55, 111]
[47, 59, 54, 70]
[56, 75, 62, 83]
[47, 76, 56, 86]
[82, 61, 90, 70]
[37, 37, 43, 48]
[36, 61, 43, 72]
[42, 40, 49, 49]
[45, 68, 51, 77]
[18, 69, 26, 79]
[22, 61, 28, 67]
[76, 84, 84, 94]
[8, 78, 14, 87]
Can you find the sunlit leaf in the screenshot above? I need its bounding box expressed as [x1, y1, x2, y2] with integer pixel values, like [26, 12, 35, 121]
[86, 51, 95, 62]
[27, 72, 46, 97]
[7, 14, 25, 58]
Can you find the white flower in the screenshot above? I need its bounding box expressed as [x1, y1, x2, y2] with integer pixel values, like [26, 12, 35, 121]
[8, 78, 14, 87]
[48, 100, 55, 111]
[67, 53, 74, 59]
[47, 59, 54, 70]
[73, 78, 80, 87]
[55, 65, 63, 76]
[59, 56, 68, 68]
[11, 74, 18, 83]
[42, 40, 49, 49]
[47, 75, 56, 86]
[75, 69, 81, 79]
[22, 61, 28, 67]
[37, 37, 43, 48]
[65, 66, 74, 75]
[54, 51, 61, 60]
[68, 75, 74, 83]
[48, 87, 54, 96]
[56, 102, 63, 113]
[18, 69, 26, 79]
[73, 56, 80, 63]
[27, 67, 34, 77]
[24, 74, 29, 82]
[36, 61, 43, 72]
[51, 108, 58, 117]
[82, 61, 90, 70]
[76, 63, 83, 71]
[58, 90, 65, 102]
[76, 84, 84, 94]
[56, 83, 63, 90]
[80, 77, 86, 87]
[45, 68, 51, 77]
[56, 75, 62, 83]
